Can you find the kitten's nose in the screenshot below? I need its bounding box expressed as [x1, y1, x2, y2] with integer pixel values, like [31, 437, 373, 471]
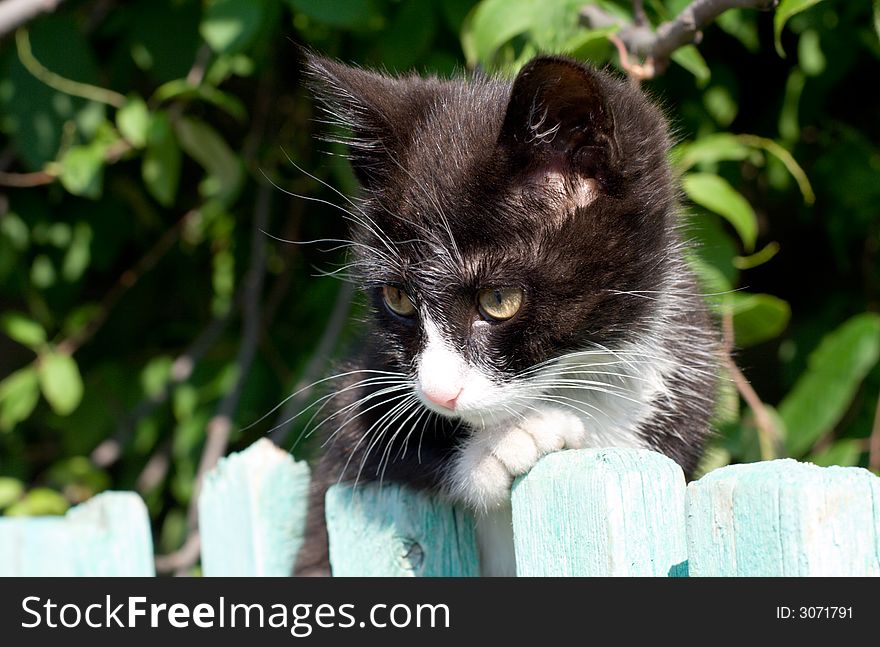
[421, 386, 462, 411]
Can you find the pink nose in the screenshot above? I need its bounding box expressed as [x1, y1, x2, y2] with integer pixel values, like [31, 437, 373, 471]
[421, 387, 462, 411]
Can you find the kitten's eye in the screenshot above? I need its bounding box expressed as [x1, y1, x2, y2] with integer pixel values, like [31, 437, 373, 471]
[382, 285, 416, 317]
[477, 287, 523, 321]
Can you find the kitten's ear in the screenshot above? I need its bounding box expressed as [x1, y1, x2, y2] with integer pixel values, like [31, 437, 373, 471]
[498, 56, 619, 199]
[303, 53, 429, 188]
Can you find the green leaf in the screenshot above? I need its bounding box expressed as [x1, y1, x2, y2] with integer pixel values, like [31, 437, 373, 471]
[61, 221, 92, 282]
[672, 133, 751, 171]
[4, 487, 69, 516]
[561, 25, 617, 55]
[141, 355, 173, 399]
[703, 85, 737, 127]
[0, 367, 40, 432]
[201, 0, 265, 54]
[733, 241, 781, 270]
[174, 116, 244, 204]
[726, 292, 791, 347]
[172, 384, 199, 422]
[116, 96, 150, 148]
[682, 172, 758, 252]
[806, 439, 864, 468]
[285, 0, 380, 29]
[670, 45, 710, 86]
[142, 111, 181, 207]
[37, 351, 84, 416]
[798, 30, 825, 76]
[1, 15, 105, 170]
[875, 0, 880, 43]
[461, 0, 541, 66]
[58, 143, 106, 199]
[774, 0, 826, 57]
[716, 8, 760, 52]
[0, 312, 46, 349]
[151, 80, 247, 122]
[780, 313, 880, 456]
[740, 135, 814, 204]
[686, 254, 733, 296]
[0, 477, 24, 510]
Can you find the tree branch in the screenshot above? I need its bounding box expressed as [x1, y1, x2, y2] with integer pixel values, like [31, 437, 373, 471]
[0, 0, 67, 38]
[270, 280, 355, 447]
[722, 310, 781, 460]
[581, 0, 778, 79]
[156, 181, 272, 576]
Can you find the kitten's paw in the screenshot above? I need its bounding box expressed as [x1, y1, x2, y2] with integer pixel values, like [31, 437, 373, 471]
[449, 408, 588, 511]
[448, 441, 513, 511]
[492, 408, 586, 476]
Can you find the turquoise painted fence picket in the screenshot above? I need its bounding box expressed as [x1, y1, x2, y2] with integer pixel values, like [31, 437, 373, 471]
[2, 438, 879, 576]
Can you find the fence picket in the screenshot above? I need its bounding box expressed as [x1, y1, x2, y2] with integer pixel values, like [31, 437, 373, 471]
[326, 482, 479, 576]
[686, 459, 880, 576]
[199, 438, 310, 576]
[511, 448, 689, 576]
[0, 491, 154, 576]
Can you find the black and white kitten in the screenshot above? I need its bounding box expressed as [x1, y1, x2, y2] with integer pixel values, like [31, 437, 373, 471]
[293, 53, 719, 576]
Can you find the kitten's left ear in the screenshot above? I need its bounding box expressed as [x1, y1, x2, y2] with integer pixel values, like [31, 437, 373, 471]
[498, 56, 619, 199]
[303, 53, 435, 189]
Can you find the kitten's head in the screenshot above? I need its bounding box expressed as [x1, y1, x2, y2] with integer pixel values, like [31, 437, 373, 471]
[306, 54, 677, 426]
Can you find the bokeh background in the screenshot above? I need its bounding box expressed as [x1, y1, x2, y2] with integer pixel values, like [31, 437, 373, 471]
[0, 0, 878, 570]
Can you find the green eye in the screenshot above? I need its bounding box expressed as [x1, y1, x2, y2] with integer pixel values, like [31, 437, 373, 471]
[477, 287, 523, 321]
[382, 285, 416, 316]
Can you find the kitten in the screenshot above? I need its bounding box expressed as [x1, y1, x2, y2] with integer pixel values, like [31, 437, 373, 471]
[292, 53, 719, 576]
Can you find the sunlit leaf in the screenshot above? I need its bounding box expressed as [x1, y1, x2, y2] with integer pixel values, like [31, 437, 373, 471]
[682, 172, 758, 251]
[37, 350, 84, 416]
[738, 134, 814, 203]
[201, 0, 265, 54]
[807, 439, 864, 468]
[4, 487, 69, 516]
[461, 0, 542, 66]
[774, 0, 826, 57]
[0, 367, 40, 432]
[58, 143, 106, 199]
[673, 133, 751, 170]
[716, 8, 760, 52]
[780, 313, 880, 456]
[671, 45, 710, 85]
[0, 312, 46, 349]
[116, 96, 150, 148]
[141, 355, 173, 400]
[174, 116, 244, 204]
[152, 80, 247, 122]
[726, 292, 791, 347]
[0, 477, 24, 510]
[733, 241, 780, 270]
[798, 30, 825, 76]
[703, 85, 737, 127]
[61, 221, 92, 283]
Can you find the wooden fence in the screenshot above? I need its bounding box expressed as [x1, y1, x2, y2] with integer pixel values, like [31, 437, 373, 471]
[1, 438, 879, 576]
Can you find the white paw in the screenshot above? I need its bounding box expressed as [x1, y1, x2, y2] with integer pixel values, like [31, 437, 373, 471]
[448, 407, 587, 511]
[447, 439, 512, 511]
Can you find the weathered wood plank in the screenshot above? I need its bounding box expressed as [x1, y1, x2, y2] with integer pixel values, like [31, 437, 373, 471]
[199, 438, 310, 576]
[326, 482, 479, 576]
[0, 491, 154, 576]
[687, 459, 880, 576]
[511, 448, 688, 576]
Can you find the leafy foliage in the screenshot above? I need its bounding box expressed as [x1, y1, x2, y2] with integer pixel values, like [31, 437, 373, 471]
[0, 1, 878, 566]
